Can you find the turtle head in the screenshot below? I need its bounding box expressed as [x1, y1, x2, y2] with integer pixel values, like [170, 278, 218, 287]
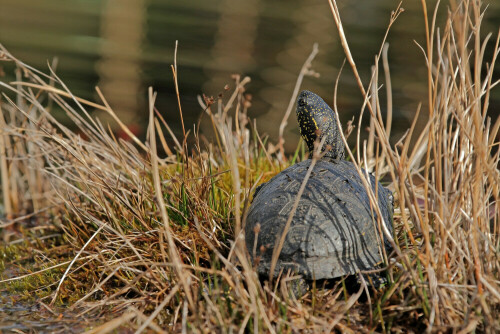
[296, 90, 345, 160]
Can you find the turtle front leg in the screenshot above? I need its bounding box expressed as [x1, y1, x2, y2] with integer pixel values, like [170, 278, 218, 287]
[283, 275, 309, 298]
[356, 272, 388, 290]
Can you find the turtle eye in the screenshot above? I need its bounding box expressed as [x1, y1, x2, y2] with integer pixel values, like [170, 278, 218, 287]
[298, 99, 306, 107]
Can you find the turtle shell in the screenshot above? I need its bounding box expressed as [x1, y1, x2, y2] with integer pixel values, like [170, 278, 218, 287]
[245, 158, 393, 280]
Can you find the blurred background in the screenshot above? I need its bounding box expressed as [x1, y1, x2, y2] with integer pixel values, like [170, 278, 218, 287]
[0, 0, 499, 152]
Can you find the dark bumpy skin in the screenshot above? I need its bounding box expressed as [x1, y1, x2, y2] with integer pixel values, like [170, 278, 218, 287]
[296, 90, 345, 160]
[245, 90, 393, 281]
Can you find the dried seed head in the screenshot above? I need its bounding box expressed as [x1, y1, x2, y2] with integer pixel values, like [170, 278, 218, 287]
[253, 223, 261, 234]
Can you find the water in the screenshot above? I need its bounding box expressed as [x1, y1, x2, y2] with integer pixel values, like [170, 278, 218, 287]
[0, 253, 91, 332]
[1, 279, 91, 333]
[0, 0, 498, 151]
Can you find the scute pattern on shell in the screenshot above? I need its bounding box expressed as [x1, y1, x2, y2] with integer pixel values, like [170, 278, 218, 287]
[245, 90, 393, 281]
[245, 159, 393, 279]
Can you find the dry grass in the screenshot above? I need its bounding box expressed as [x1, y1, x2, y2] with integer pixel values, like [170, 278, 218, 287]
[1, 0, 499, 332]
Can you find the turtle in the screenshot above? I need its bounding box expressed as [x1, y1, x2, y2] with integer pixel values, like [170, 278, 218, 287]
[245, 90, 393, 289]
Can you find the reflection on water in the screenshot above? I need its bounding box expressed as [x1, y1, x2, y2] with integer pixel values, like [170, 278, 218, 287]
[0, 0, 499, 150]
[0, 271, 94, 333]
[97, 0, 146, 128]
[0, 289, 90, 333]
